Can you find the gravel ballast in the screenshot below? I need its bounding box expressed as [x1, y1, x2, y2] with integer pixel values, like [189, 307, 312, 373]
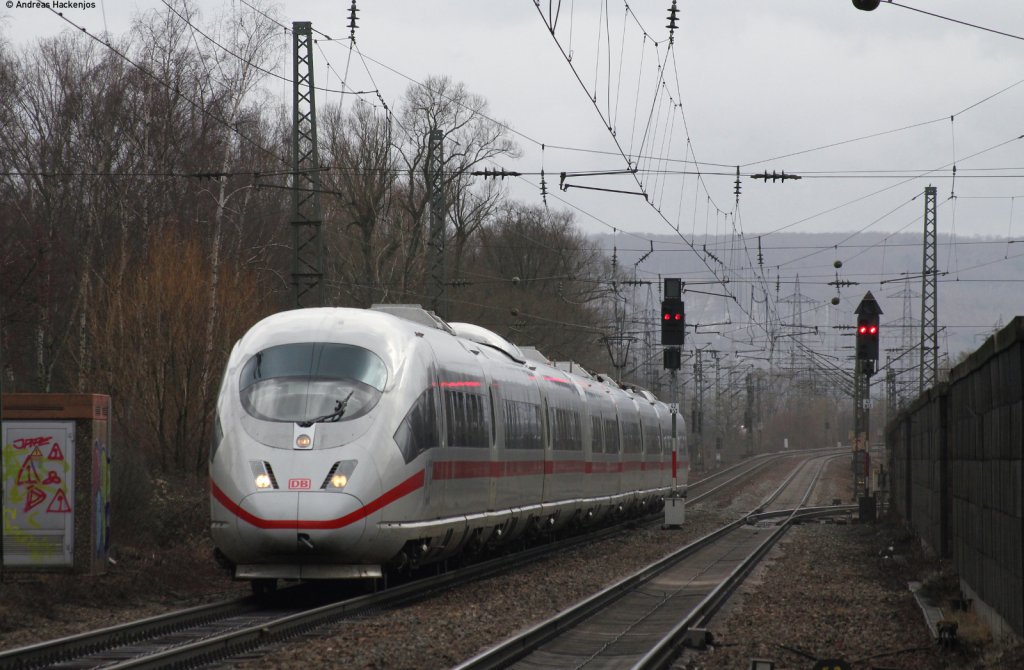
[2, 454, 1023, 669]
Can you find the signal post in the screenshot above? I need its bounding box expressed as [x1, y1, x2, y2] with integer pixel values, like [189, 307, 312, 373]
[853, 291, 881, 520]
[661, 278, 686, 528]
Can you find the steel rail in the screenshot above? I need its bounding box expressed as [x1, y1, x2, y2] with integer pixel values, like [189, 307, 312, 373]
[1, 450, 840, 669]
[634, 455, 850, 670]
[633, 506, 855, 670]
[0, 506, 672, 669]
[454, 452, 849, 670]
[0, 597, 261, 669]
[102, 512, 676, 670]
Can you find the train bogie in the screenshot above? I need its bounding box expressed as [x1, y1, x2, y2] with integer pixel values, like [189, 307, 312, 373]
[209, 305, 687, 584]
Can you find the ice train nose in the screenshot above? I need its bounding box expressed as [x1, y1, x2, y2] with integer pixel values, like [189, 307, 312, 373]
[234, 491, 367, 556]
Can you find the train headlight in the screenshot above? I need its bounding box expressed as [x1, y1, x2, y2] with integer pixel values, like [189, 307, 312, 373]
[296, 434, 312, 448]
[249, 460, 278, 490]
[322, 460, 357, 490]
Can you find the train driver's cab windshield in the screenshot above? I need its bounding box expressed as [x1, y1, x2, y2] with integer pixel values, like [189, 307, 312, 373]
[239, 343, 387, 424]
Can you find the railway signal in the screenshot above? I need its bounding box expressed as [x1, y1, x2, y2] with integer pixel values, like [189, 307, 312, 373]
[661, 301, 685, 346]
[856, 318, 879, 360]
[661, 278, 685, 347]
[854, 291, 882, 368]
[851, 291, 883, 513]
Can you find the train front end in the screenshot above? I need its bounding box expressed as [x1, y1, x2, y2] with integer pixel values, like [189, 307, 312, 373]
[209, 308, 423, 585]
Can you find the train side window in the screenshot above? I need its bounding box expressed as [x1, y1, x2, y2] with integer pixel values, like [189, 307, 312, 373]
[488, 387, 497, 445]
[469, 393, 491, 447]
[557, 409, 582, 451]
[445, 390, 462, 447]
[529, 403, 542, 449]
[643, 421, 662, 455]
[591, 415, 603, 454]
[445, 389, 490, 448]
[623, 421, 642, 454]
[604, 417, 620, 454]
[393, 387, 440, 464]
[504, 399, 542, 450]
[503, 400, 518, 449]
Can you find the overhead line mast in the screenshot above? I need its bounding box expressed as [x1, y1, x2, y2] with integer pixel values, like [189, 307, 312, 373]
[291, 21, 325, 308]
[920, 186, 939, 391]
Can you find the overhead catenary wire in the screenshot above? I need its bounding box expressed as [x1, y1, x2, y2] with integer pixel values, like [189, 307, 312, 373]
[885, 1, 1024, 43]
[26, 3, 1024, 375]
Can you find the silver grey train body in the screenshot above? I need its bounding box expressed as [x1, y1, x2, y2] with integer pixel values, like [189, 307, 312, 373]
[209, 305, 687, 584]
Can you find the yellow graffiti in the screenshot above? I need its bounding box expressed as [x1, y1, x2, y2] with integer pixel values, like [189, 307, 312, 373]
[3, 525, 61, 563]
[3, 439, 74, 565]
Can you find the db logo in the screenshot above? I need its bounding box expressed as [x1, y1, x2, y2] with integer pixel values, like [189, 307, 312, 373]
[288, 478, 312, 490]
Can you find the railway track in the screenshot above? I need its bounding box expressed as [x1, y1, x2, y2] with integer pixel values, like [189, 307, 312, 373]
[454, 452, 852, 670]
[0, 450, 823, 669]
[0, 522, 636, 670]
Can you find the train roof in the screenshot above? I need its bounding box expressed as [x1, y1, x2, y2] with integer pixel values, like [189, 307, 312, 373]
[369, 304, 454, 334]
[447, 321, 526, 363]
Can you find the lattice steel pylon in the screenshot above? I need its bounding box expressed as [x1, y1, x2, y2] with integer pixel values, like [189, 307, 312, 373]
[291, 22, 324, 308]
[780, 274, 817, 389]
[920, 186, 938, 392]
[426, 128, 447, 318]
[886, 282, 919, 407]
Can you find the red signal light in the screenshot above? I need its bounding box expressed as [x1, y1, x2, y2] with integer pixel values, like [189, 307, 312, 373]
[869, 325, 878, 335]
[660, 299, 685, 346]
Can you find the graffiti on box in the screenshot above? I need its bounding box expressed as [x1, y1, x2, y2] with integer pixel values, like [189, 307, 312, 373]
[3, 434, 73, 521]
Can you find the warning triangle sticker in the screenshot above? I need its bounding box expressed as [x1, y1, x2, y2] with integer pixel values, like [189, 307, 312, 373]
[47, 443, 64, 460]
[47, 489, 72, 513]
[23, 486, 46, 512]
[16, 457, 40, 485]
[28, 447, 43, 460]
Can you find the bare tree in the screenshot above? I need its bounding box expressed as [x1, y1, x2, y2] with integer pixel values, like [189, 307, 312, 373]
[394, 75, 520, 296]
[459, 202, 613, 371]
[320, 100, 399, 306]
[89, 231, 266, 474]
[0, 34, 134, 391]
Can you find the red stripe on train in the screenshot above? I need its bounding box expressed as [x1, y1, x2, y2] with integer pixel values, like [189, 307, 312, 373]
[211, 470, 425, 530]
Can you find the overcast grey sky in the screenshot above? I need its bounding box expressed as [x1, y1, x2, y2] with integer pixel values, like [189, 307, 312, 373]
[3, 0, 1023, 243]
[3, 1, 1023, 366]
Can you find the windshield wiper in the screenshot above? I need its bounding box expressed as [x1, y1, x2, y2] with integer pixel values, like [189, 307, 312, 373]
[298, 391, 354, 427]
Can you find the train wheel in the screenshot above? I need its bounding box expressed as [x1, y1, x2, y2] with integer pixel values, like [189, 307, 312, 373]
[251, 578, 278, 598]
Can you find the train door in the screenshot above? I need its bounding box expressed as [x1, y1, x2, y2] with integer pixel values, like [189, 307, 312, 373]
[540, 395, 552, 504]
[492, 367, 544, 512]
[486, 382, 499, 511]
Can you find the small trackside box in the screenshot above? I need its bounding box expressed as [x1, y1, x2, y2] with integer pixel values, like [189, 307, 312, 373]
[2, 393, 111, 575]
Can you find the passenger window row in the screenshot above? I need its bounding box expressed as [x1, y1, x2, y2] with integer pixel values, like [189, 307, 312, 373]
[395, 385, 664, 458]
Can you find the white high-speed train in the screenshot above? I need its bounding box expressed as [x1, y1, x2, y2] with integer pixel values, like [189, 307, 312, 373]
[209, 305, 686, 590]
